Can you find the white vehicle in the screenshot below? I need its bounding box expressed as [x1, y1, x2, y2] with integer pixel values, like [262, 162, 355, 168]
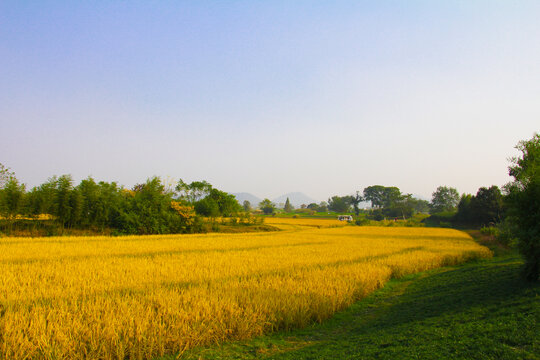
[337, 215, 353, 221]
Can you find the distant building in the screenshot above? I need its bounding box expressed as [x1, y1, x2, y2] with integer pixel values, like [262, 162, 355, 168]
[337, 215, 353, 222]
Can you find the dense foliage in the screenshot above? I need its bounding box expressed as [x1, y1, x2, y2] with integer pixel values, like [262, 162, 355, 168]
[454, 186, 504, 226]
[429, 186, 460, 214]
[258, 198, 276, 215]
[361, 186, 429, 220]
[504, 133, 540, 281]
[0, 170, 243, 235]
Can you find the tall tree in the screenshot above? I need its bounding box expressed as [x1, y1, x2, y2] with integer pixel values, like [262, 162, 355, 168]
[350, 191, 363, 216]
[194, 197, 220, 218]
[429, 186, 459, 214]
[411, 198, 430, 213]
[78, 177, 100, 228]
[385, 194, 419, 219]
[0, 163, 15, 188]
[505, 133, 540, 281]
[283, 197, 293, 212]
[327, 196, 351, 213]
[259, 199, 275, 215]
[27, 178, 57, 216]
[363, 185, 386, 208]
[243, 200, 252, 212]
[0, 176, 25, 232]
[471, 186, 504, 225]
[175, 179, 212, 203]
[381, 187, 402, 208]
[206, 188, 242, 217]
[454, 194, 474, 224]
[54, 175, 76, 230]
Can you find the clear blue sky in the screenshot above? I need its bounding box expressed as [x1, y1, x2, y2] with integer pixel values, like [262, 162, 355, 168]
[1, 1, 539, 201]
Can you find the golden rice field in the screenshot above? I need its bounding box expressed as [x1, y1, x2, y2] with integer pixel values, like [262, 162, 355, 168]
[263, 216, 345, 228]
[0, 221, 491, 359]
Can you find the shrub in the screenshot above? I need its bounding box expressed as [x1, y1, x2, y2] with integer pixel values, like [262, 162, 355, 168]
[496, 218, 518, 247]
[480, 226, 499, 237]
[355, 218, 371, 226]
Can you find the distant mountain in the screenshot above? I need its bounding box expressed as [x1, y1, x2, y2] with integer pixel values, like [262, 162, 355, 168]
[232, 192, 262, 207]
[272, 192, 317, 208]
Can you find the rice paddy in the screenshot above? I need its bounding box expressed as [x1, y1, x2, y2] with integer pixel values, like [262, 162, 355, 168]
[0, 220, 491, 359]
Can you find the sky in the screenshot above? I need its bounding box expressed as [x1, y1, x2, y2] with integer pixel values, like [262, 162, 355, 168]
[1, 1, 539, 201]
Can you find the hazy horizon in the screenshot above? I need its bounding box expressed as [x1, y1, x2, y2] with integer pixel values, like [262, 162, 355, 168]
[1, 1, 539, 201]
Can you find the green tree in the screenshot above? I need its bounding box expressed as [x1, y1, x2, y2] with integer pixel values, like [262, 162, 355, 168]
[207, 188, 242, 217]
[77, 177, 101, 227]
[26, 178, 57, 216]
[95, 181, 123, 231]
[54, 175, 76, 230]
[283, 197, 293, 213]
[350, 191, 363, 216]
[76, 177, 120, 229]
[471, 186, 503, 225]
[505, 133, 540, 281]
[307, 203, 318, 210]
[243, 200, 252, 212]
[363, 185, 386, 208]
[384, 194, 420, 219]
[455, 194, 474, 224]
[429, 186, 459, 214]
[125, 177, 176, 234]
[411, 198, 430, 213]
[259, 199, 275, 215]
[0, 163, 15, 188]
[363, 186, 402, 209]
[67, 188, 83, 228]
[194, 197, 220, 218]
[381, 187, 402, 208]
[0, 176, 25, 233]
[454, 187, 504, 226]
[175, 179, 212, 203]
[328, 196, 351, 213]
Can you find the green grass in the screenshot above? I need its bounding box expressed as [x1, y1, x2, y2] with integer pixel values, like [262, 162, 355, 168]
[168, 252, 539, 360]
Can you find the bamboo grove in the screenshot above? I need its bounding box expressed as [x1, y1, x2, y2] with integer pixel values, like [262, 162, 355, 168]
[0, 174, 243, 236]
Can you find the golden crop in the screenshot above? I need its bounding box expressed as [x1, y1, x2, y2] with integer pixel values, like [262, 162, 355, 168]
[0, 223, 491, 359]
[263, 217, 346, 228]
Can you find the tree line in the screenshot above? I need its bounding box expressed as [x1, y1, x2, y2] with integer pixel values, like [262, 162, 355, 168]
[243, 184, 503, 225]
[0, 171, 244, 235]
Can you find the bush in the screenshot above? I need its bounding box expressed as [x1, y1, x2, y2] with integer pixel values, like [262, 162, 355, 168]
[496, 219, 518, 247]
[367, 209, 384, 221]
[355, 218, 371, 226]
[422, 211, 456, 227]
[480, 226, 499, 237]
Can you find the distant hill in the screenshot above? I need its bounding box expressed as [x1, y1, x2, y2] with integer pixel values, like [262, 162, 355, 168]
[232, 193, 262, 207]
[272, 192, 317, 208]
